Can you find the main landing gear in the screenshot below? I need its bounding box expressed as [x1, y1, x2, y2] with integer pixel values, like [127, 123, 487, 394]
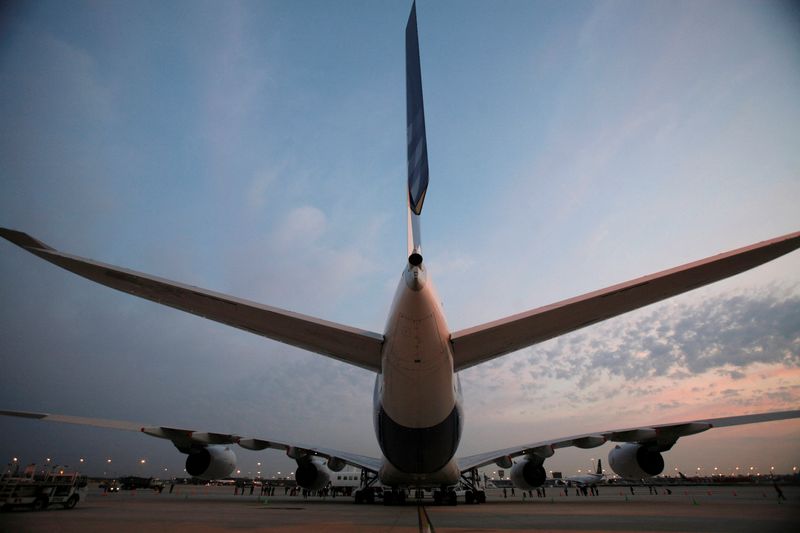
[352, 469, 488, 506]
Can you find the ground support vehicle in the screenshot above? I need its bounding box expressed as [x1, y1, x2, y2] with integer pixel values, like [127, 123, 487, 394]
[0, 469, 88, 511]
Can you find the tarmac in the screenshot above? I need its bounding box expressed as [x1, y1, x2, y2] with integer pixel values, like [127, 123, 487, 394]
[1, 484, 797, 532]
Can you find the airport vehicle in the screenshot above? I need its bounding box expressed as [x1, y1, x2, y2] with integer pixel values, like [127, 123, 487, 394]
[0, 468, 88, 511]
[1, 2, 799, 506]
[119, 476, 165, 492]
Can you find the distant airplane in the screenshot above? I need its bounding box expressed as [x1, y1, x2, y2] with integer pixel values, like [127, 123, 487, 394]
[2, 1, 799, 506]
[559, 460, 604, 487]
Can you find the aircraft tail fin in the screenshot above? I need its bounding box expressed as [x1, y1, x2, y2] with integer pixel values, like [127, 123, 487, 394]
[596, 459, 603, 475]
[406, 1, 428, 261]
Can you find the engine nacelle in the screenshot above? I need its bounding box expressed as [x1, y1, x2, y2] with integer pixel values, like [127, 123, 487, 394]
[510, 458, 546, 489]
[185, 445, 237, 479]
[608, 443, 665, 479]
[296, 458, 331, 491]
[326, 456, 346, 472]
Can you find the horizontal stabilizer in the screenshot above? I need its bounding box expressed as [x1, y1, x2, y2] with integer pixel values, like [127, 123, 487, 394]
[451, 230, 800, 370]
[0, 228, 384, 372]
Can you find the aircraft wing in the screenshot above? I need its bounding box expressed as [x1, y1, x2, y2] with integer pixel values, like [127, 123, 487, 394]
[456, 409, 800, 472]
[0, 228, 384, 372]
[0, 409, 382, 473]
[451, 230, 800, 371]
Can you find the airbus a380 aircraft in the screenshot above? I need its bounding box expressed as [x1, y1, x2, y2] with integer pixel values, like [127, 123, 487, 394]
[560, 460, 604, 488]
[2, 3, 800, 506]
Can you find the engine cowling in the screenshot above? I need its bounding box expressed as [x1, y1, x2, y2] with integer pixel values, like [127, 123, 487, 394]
[185, 445, 237, 479]
[296, 458, 331, 490]
[608, 443, 664, 479]
[326, 457, 346, 472]
[510, 458, 546, 489]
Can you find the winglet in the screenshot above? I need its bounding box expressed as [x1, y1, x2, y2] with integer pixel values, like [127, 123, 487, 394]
[0, 227, 54, 251]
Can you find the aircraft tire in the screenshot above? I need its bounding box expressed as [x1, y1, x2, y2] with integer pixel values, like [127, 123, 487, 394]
[465, 490, 474, 504]
[476, 490, 486, 503]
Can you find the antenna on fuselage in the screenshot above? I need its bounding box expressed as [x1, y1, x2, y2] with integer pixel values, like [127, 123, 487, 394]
[406, 1, 428, 266]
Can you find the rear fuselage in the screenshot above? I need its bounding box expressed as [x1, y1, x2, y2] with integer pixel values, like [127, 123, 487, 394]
[373, 262, 462, 487]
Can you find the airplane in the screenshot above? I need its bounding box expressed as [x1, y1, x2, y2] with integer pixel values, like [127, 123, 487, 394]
[2, 2, 800, 507]
[559, 460, 604, 487]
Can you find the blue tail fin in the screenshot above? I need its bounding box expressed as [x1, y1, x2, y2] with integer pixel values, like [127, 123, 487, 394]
[406, 2, 428, 258]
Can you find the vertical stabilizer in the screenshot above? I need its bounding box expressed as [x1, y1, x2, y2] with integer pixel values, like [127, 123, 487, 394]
[596, 459, 603, 475]
[406, 1, 428, 258]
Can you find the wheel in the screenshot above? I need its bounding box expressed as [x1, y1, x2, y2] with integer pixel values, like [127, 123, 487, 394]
[446, 490, 457, 506]
[397, 490, 406, 505]
[476, 490, 486, 504]
[354, 490, 364, 504]
[31, 497, 48, 511]
[464, 490, 475, 504]
[63, 495, 79, 509]
[365, 488, 375, 504]
[383, 490, 395, 506]
[433, 490, 443, 505]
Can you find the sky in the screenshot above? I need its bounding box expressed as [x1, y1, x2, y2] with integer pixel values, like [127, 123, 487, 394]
[1, 0, 799, 480]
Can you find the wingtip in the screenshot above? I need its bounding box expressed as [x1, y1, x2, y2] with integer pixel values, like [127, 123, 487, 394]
[0, 227, 54, 251]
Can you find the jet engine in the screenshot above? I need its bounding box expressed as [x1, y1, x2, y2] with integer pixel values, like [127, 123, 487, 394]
[185, 445, 237, 479]
[510, 457, 547, 489]
[295, 457, 331, 491]
[608, 443, 664, 479]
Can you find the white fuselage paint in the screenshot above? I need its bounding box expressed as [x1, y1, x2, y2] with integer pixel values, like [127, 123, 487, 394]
[373, 262, 463, 487]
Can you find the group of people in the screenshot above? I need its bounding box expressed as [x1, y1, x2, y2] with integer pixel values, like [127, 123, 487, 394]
[564, 484, 599, 496]
[502, 487, 549, 499]
[233, 483, 276, 496]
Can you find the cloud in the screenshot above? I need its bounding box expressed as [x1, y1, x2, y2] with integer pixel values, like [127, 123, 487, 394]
[523, 286, 800, 384]
[273, 205, 327, 245]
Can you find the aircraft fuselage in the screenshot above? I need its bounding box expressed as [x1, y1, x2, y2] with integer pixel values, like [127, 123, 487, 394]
[374, 262, 462, 486]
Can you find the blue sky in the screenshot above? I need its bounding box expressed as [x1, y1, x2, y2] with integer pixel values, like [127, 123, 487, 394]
[1, 0, 799, 479]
